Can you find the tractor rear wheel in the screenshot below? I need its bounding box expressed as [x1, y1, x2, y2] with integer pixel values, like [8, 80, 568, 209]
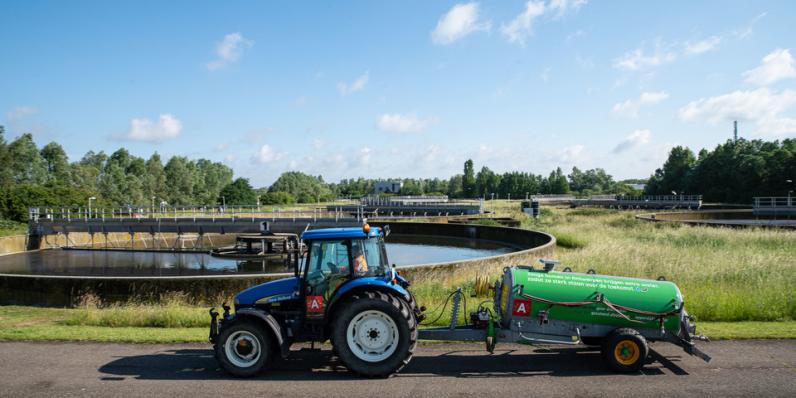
[215, 320, 273, 377]
[332, 291, 417, 378]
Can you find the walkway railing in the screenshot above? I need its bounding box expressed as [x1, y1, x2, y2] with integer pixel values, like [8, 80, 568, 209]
[754, 197, 795, 208]
[28, 204, 352, 223]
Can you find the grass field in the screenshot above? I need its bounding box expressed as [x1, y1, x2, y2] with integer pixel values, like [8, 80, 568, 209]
[1, 202, 794, 342]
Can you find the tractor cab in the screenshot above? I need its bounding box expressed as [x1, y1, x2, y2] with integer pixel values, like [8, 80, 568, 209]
[301, 225, 391, 317]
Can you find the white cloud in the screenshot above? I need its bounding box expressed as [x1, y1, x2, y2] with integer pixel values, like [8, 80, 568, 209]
[734, 12, 767, 39]
[612, 91, 669, 117]
[337, 72, 369, 96]
[613, 129, 652, 153]
[376, 113, 436, 133]
[6, 106, 38, 122]
[124, 114, 182, 143]
[548, 0, 588, 18]
[358, 147, 372, 166]
[254, 144, 284, 163]
[501, 1, 545, 46]
[215, 143, 229, 151]
[678, 88, 796, 137]
[613, 46, 676, 71]
[431, 2, 491, 45]
[743, 48, 796, 86]
[557, 144, 585, 163]
[684, 36, 721, 55]
[679, 88, 796, 123]
[206, 32, 253, 71]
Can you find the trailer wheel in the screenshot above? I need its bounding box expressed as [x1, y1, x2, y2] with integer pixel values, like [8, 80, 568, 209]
[602, 328, 648, 372]
[332, 291, 416, 378]
[215, 320, 272, 377]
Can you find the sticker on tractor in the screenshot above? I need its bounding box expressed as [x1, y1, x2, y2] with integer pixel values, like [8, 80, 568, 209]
[306, 296, 325, 313]
[512, 298, 532, 316]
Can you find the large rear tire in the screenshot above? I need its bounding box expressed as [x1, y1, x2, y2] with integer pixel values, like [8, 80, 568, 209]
[215, 320, 273, 377]
[332, 291, 417, 378]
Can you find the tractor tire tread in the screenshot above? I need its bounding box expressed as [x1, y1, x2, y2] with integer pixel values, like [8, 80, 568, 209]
[332, 290, 416, 378]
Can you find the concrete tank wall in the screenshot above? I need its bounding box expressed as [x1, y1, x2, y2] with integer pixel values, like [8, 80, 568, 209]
[0, 235, 28, 255]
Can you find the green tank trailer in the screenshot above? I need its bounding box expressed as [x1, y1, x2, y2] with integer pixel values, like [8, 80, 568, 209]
[419, 259, 711, 372]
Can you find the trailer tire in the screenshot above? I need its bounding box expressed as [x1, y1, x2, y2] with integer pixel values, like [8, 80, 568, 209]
[601, 328, 648, 372]
[215, 320, 273, 377]
[332, 291, 416, 378]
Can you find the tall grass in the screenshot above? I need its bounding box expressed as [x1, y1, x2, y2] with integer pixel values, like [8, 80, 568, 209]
[66, 293, 212, 328]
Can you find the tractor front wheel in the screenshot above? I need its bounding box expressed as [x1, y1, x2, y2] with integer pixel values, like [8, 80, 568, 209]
[332, 291, 417, 378]
[215, 320, 273, 377]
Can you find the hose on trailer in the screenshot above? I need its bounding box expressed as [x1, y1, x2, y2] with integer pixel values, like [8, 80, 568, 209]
[419, 288, 470, 327]
[520, 292, 683, 324]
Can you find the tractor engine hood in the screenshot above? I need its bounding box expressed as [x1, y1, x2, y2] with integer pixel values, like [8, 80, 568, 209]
[234, 277, 300, 307]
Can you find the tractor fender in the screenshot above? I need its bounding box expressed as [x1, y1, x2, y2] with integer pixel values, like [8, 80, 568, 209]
[234, 308, 288, 358]
[327, 278, 411, 317]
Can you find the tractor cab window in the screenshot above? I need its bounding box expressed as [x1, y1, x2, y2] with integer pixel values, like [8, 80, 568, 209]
[351, 237, 388, 277]
[306, 240, 351, 302]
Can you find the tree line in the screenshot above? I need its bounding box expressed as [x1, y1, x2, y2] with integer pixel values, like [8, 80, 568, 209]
[0, 127, 235, 221]
[3, 126, 790, 223]
[644, 138, 795, 203]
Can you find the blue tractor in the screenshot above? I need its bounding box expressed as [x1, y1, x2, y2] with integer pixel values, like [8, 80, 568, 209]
[209, 224, 424, 377]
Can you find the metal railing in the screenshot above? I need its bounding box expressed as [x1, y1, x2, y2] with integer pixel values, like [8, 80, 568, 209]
[361, 195, 450, 205]
[616, 195, 703, 202]
[754, 197, 795, 208]
[28, 204, 354, 223]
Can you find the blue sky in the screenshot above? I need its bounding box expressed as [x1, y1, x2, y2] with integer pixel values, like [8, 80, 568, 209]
[2, 1, 795, 187]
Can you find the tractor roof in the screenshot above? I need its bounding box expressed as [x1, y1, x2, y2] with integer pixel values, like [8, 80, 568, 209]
[301, 226, 382, 241]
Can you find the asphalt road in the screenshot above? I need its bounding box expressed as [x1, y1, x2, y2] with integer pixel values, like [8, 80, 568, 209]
[0, 340, 794, 397]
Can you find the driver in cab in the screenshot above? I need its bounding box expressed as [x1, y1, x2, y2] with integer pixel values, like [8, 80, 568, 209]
[353, 245, 368, 276]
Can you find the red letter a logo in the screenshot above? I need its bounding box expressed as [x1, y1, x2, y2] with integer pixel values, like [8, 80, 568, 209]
[512, 298, 532, 316]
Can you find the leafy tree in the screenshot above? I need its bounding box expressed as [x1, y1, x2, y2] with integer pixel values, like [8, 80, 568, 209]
[7, 133, 47, 184]
[645, 146, 696, 196]
[164, 156, 195, 205]
[447, 175, 463, 198]
[269, 171, 332, 203]
[40, 142, 71, 183]
[194, 159, 233, 204]
[462, 159, 476, 198]
[219, 178, 257, 205]
[0, 126, 12, 188]
[261, 191, 296, 205]
[143, 153, 168, 204]
[548, 167, 570, 194]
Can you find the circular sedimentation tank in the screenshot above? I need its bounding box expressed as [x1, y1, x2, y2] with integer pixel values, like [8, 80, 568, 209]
[0, 222, 555, 306]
